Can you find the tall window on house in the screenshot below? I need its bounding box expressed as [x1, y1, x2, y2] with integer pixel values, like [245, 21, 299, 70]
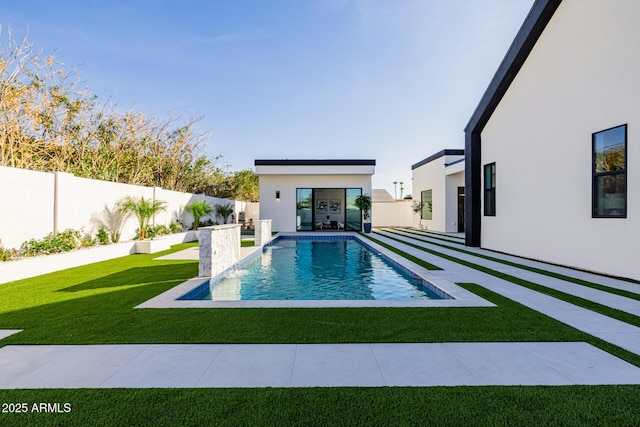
[484, 163, 496, 216]
[593, 124, 627, 218]
[421, 190, 432, 220]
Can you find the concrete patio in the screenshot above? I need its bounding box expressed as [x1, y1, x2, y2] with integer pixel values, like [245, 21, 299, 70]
[2, 227, 640, 389]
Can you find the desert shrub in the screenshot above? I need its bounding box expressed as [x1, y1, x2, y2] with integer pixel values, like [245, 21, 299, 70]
[0, 240, 13, 261]
[198, 218, 215, 228]
[96, 227, 110, 245]
[169, 221, 183, 234]
[90, 201, 131, 243]
[146, 224, 170, 239]
[20, 229, 82, 256]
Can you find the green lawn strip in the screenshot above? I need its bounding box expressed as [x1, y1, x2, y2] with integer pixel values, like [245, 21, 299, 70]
[0, 241, 592, 346]
[384, 228, 640, 301]
[374, 231, 640, 328]
[0, 282, 588, 346]
[358, 233, 442, 271]
[394, 227, 466, 245]
[1, 386, 640, 427]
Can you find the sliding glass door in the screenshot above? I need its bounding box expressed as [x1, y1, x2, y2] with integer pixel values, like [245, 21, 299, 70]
[296, 188, 313, 231]
[297, 187, 362, 231]
[345, 188, 362, 231]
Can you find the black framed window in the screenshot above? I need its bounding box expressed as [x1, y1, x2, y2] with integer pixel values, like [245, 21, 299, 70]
[484, 163, 496, 216]
[421, 190, 432, 220]
[593, 124, 627, 218]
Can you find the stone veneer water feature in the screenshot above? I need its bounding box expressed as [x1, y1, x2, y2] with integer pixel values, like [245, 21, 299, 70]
[198, 224, 241, 278]
[254, 219, 272, 247]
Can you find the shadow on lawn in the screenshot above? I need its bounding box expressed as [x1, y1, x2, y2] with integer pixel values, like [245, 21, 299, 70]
[57, 263, 197, 292]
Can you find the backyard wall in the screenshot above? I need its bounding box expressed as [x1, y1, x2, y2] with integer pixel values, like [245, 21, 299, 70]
[0, 166, 254, 249]
[372, 200, 414, 227]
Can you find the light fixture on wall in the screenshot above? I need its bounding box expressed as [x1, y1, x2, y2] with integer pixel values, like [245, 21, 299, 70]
[276, 191, 280, 201]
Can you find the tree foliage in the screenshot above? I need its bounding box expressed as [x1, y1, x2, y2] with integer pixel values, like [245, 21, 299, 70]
[214, 203, 234, 224]
[0, 26, 255, 198]
[121, 197, 167, 240]
[185, 199, 214, 230]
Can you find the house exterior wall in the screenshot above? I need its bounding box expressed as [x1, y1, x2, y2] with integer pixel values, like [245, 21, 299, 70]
[480, 0, 640, 279]
[411, 152, 464, 232]
[256, 162, 374, 232]
[258, 174, 372, 232]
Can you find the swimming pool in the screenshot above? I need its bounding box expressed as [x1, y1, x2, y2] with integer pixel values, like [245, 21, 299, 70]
[179, 236, 446, 301]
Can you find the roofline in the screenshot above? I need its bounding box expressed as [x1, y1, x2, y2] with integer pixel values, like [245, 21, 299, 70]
[411, 149, 464, 170]
[464, 0, 562, 248]
[255, 159, 376, 166]
[464, 0, 562, 135]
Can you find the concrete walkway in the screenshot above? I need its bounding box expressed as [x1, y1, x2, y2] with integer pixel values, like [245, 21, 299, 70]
[372, 229, 640, 356]
[2, 228, 640, 389]
[2, 341, 640, 388]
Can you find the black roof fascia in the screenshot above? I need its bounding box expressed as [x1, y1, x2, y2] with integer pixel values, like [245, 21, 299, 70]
[255, 159, 375, 166]
[464, 0, 562, 247]
[411, 149, 464, 170]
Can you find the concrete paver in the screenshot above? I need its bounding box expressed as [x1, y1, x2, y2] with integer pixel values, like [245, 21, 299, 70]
[2, 228, 640, 389]
[1, 342, 639, 389]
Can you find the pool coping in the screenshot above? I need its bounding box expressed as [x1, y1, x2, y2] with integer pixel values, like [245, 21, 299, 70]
[135, 232, 494, 309]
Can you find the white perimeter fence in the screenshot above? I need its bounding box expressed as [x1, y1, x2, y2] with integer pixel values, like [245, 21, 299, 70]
[0, 165, 259, 250]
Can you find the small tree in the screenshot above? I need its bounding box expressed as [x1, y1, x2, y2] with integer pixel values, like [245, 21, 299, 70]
[185, 199, 213, 230]
[90, 200, 131, 243]
[354, 194, 373, 232]
[214, 203, 234, 224]
[411, 200, 423, 215]
[121, 196, 167, 240]
[354, 194, 372, 222]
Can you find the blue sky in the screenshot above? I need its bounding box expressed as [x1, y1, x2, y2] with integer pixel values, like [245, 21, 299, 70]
[3, 0, 534, 197]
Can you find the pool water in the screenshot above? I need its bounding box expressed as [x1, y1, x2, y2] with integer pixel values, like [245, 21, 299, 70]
[180, 237, 444, 301]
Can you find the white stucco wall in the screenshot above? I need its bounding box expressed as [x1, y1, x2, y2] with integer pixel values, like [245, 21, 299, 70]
[481, 0, 640, 279]
[372, 201, 413, 227]
[411, 154, 464, 232]
[257, 164, 373, 232]
[0, 166, 55, 248]
[0, 166, 246, 249]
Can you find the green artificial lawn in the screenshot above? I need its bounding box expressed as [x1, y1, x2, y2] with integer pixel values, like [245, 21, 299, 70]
[378, 229, 640, 328]
[2, 386, 640, 427]
[1, 240, 640, 425]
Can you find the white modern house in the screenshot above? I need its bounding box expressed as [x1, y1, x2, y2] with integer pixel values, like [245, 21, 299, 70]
[411, 149, 465, 233]
[255, 159, 375, 232]
[465, 0, 640, 280]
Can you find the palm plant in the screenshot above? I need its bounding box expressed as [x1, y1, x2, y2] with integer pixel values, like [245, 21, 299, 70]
[185, 199, 214, 230]
[121, 196, 167, 240]
[214, 203, 234, 224]
[90, 201, 131, 243]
